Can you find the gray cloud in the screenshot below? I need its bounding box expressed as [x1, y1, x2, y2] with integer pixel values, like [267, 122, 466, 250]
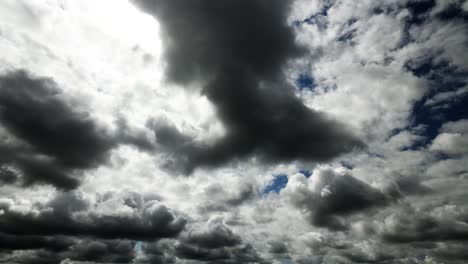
[132, 0, 364, 173]
[173, 217, 267, 263]
[381, 214, 468, 243]
[0, 70, 156, 189]
[285, 170, 390, 230]
[0, 238, 135, 264]
[0, 233, 73, 253]
[197, 184, 257, 213]
[0, 191, 186, 241]
[268, 241, 288, 255]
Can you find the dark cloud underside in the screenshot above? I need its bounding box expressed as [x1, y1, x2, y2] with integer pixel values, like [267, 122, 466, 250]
[133, 0, 364, 173]
[0, 238, 136, 264]
[0, 70, 114, 189]
[289, 172, 390, 231]
[0, 70, 155, 189]
[0, 192, 186, 241]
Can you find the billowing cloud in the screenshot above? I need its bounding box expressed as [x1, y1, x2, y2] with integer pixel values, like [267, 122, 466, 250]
[174, 217, 266, 264]
[0, 191, 186, 241]
[283, 167, 390, 230]
[0, 70, 155, 189]
[132, 0, 364, 173]
[0, 70, 114, 189]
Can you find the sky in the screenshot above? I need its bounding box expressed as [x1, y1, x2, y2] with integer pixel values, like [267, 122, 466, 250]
[0, 0, 467, 263]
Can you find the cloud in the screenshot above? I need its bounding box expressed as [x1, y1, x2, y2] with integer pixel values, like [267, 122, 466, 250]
[0, 70, 114, 168]
[283, 167, 390, 230]
[268, 241, 289, 255]
[0, 233, 74, 252]
[0, 70, 156, 189]
[159, 216, 267, 264]
[0, 70, 113, 189]
[134, 239, 177, 264]
[0, 191, 186, 241]
[129, 217, 268, 264]
[380, 211, 468, 243]
[183, 216, 242, 249]
[62, 239, 135, 264]
[197, 183, 258, 213]
[0, 238, 136, 264]
[430, 119, 468, 156]
[132, 0, 364, 173]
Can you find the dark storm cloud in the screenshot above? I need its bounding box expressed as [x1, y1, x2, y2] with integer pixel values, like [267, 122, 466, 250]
[433, 242, 468, 262]
[313, 175, 389, 230]
[0, 70, 113, 189]
[0, 191, 187, 264]
[175, 243, 266, 264]
[0, 70, 114, 168]
[0, 239, 135, 264]
[132, 0, 364, 173]
[0, 70, 156, 189]
[0, 233, 73, 252]
[0, 191, 186, 241]
[126, 218, 266, 264]
[289, 172, 390, 230]
[381, 215, 468, 243]
[170, 217, 267, 263]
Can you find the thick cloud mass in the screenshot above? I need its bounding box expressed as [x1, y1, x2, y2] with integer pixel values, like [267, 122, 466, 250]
[173, 217, 265, 264]
[0, 71, 113, 189]
[284, 169, 390, 230]
[0, 191, 186, 241]
[0, 238, 136, 264]
[133, 0, 363, 172]
[0, 70, 155, 189]
[0, 191, 186, 264]
[0, 71, 113, 168]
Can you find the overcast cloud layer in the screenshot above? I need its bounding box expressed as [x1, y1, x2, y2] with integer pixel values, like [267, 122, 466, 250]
[1, 0, 468, 263]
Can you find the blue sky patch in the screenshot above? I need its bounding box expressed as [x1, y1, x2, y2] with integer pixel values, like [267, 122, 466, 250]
[295, 74, 315, 91]
[262, 174, 289, 196]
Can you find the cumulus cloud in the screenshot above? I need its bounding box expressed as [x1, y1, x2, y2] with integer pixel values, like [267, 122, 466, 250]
[283, 167, 390, 230]
[0, 191, 186, 241]
[133, 216, 267, 264]
[174, 217, 266, 264]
